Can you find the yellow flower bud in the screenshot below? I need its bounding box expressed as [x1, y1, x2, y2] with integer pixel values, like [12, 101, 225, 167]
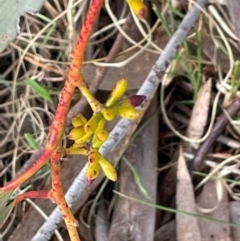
[72, 114, 87, 127]
[92, 129, 109, 149]
[84, 113, 102, 134]
[64, 147, 88, 155]
[68, 126, 86, 140]
[125, 0, 148, 19]
[86, 162, 100, 185]
[113, 96, 145, 120]
[113, 98, 132, 110]
[106, 78, 128, 107]
[92, 139, 103, 149]
[95, 118, 106, 133]
[99, 157, 117, 182]
[101, 107, 116, 121]
[116, 107, 141, 120]
[75, 132, 92, 144]
[88, 150, 101, 164]
[72, 143, 84, 148]
[96, 129, 109, 142]
[113, 95, 145, 110]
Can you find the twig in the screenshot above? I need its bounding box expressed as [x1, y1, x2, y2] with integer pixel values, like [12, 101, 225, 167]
[191, 97, 240, 171]
[30, 1, 208, 240]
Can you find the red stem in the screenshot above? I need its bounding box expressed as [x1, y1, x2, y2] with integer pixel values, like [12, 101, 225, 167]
[14, 190, 50, 204]
[1, 149, 52, 191]
[51, 148, 79, 240]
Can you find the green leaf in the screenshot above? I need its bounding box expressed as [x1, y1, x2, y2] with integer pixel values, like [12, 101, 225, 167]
[0, 189, 14, 210]
[0, 201, 15, 228]
[25, 79, 52, 103]
[24, 133, 39, 150]
[0, 0, 45, 52]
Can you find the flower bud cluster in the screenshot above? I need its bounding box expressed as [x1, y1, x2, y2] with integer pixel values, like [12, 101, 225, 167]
[65, 78, 146, 185]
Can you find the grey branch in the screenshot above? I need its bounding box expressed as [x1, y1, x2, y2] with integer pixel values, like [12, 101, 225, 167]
[31, 0, 208, 240]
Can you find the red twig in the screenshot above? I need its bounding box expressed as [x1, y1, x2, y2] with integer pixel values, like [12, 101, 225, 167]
[51, 148, 80, 240]
[14, 190, 50, 204]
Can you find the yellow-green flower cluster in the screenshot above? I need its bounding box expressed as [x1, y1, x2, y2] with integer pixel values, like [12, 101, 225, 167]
[65, 78, 146, 185]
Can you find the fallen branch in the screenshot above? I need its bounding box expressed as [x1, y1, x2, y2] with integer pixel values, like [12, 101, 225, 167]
[191, 97, 240, 171]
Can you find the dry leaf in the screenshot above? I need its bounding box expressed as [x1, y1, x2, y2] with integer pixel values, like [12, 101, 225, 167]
[229, 201, 240, 241]
[186, 79, 212, 150]
[196, 180, 231, 241]
[176, 146, 201, 241]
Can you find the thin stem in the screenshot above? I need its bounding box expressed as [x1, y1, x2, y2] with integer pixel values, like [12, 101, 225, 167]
[51, 148, 80, 241]
[14, 190, 50, 204]
[78, 85, 102, 112]
[1, 149, 52, 191]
